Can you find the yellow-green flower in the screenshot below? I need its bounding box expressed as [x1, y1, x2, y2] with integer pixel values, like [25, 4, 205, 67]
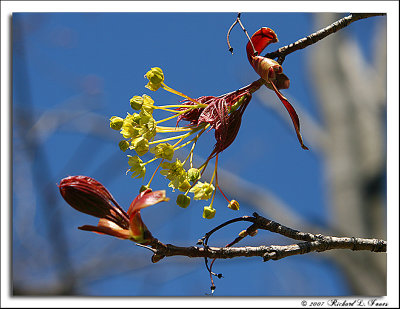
[141, 95, 155, 115]
[189, 181, 215, 200]
[177, 179, 191, 192]
[187, 168, 200, 182]
[139, 115, 156, 141]
[202, 206, 216, 219]
[131, 137, 149, 156]
[120, 123, 140, 139]
[127, 155, 146, 179]
[130, 96, 144, 110]
[160, 159, 188, 191]
[150, 143, 174, 161]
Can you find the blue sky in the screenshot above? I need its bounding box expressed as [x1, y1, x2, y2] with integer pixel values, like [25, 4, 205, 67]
[5, 1, 398, 306]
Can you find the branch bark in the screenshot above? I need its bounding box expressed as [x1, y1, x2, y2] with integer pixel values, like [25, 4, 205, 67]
[264, 13, 386, 64]
[143, 213, 386, 263]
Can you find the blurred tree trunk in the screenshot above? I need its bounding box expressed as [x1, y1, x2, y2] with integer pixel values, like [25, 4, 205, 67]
[309, 13, 387, 295]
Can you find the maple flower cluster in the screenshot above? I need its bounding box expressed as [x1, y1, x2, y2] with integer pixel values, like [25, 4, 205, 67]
[107, 27, 308, 219]
[109, 66, 264, 219]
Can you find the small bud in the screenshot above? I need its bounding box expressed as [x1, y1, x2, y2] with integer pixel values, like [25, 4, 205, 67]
[228, 199, 239, 211]
[238, 230, 248, 238]
[248, 229, 258, 237]
[176, 194, 191, 208]
[145, 67, 164, 91]
[145, 67, 164, 84]
[130, 96, 144, 110]
[202, 205, 216, 219]
[118, 140, 129, 152]
[151, 254, 164, 263]
[110, 116, 124, 130]
[187, 168, 200, 182]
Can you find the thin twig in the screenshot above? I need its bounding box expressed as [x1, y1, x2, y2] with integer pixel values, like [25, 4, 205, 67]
[227, 12, 258, 56]
[145, 213, 386, 261]
[226, 12, 240, 54]
[143, 212, 386, 293]
[264, 13, 386, 64]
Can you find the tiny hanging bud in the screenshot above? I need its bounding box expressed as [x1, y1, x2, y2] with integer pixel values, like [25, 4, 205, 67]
[118, 140, 130, 152]
[202, 205, 216, 219]
[187, 168, 200, 182]
[110, 116, 124, 130]
[176, 194, 191, 208]
[130, 96, 144, 110]
[228, 199, 239, 211]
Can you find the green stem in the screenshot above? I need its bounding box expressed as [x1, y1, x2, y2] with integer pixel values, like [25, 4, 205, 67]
[161, 83, 199, 105]
[149, 132, 192, 145]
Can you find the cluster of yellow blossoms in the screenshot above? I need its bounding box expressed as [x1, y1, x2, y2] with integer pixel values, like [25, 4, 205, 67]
[109, 67, 240, 219]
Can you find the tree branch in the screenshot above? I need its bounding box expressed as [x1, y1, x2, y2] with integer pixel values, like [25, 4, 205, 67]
[264, 13, 386, 64]
[145, 213, 386, 263]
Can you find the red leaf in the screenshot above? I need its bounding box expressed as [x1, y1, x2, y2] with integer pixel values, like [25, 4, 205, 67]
[246, 27, 278, 63]
[269, 81, 308, 150]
